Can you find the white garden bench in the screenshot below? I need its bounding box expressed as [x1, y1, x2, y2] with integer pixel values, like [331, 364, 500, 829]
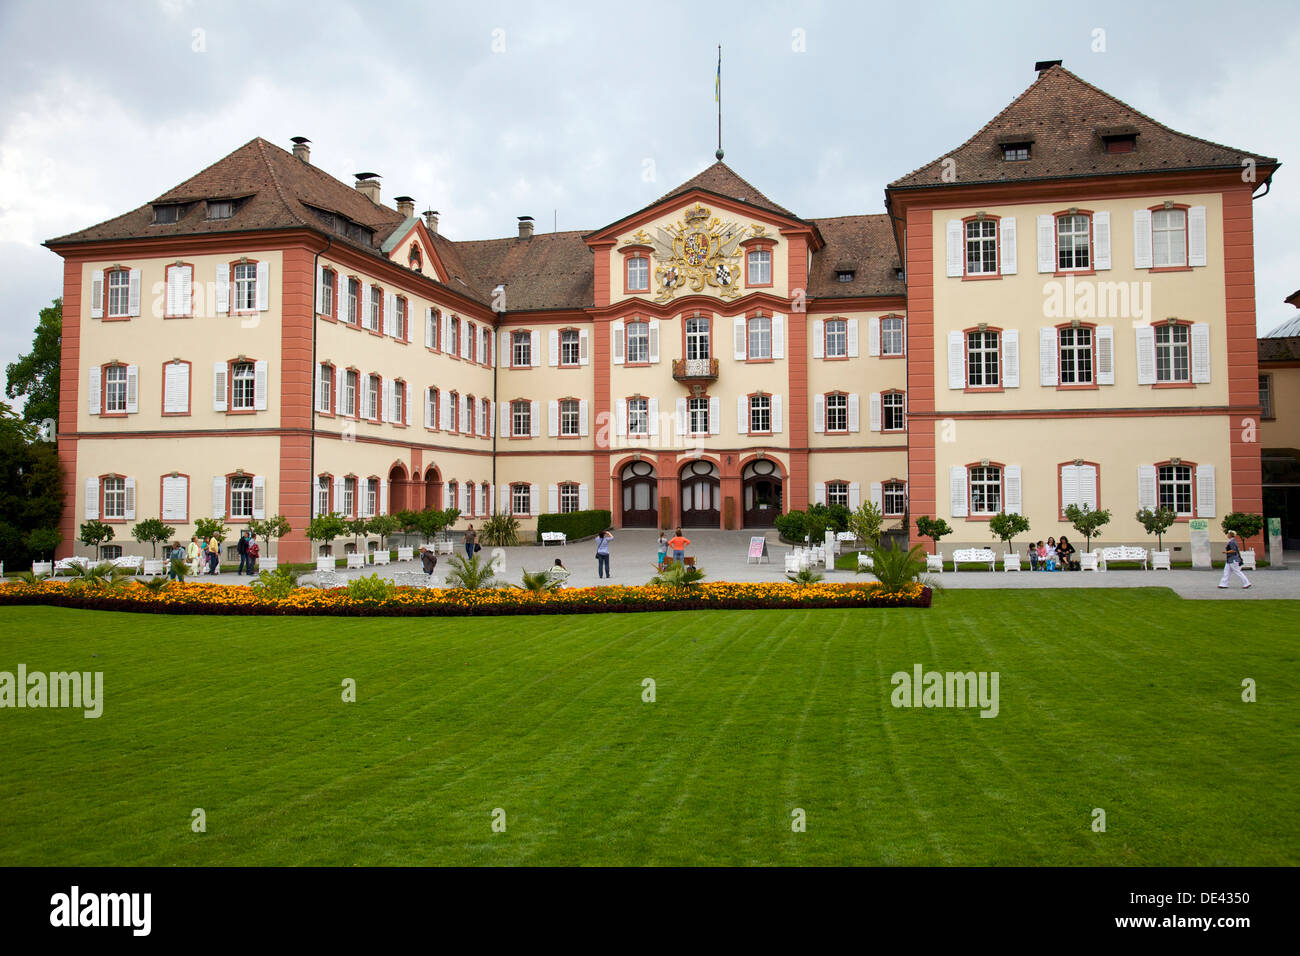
[372, 550, 391, 566]
[1079, 551, 1101, 572]
[31, 561, 53, 577]
[952, 548, 996, 572]
[1150, 550, 1171, 571]
[926, 551, 943, 573]
[1002, 552, 1022, 572]
[1100, 546, 1148, 570]
[857, 551, 872, 571]
[112, 555, 144, 575]
[346, 553, 367, 569]
[53, 557, 90, 577]
[141, 559, 166, 577]
[1240, 548, 1257, 571]
[541, 532, 567, 546]
[396, 547, 414, 562]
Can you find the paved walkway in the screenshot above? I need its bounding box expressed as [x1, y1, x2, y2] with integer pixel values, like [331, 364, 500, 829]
[210, 530, 1300, 601]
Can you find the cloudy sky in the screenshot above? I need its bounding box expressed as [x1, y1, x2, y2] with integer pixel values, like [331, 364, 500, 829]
[1, 0, 1297, 388]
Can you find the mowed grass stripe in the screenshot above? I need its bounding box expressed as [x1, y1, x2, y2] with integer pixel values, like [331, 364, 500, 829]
[0, 591, 1295, 866]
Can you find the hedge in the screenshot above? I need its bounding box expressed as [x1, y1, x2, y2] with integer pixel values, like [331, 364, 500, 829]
[535, 509, 612, 543]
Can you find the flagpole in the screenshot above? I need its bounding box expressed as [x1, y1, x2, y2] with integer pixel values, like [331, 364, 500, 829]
[716, 44, 723, 161]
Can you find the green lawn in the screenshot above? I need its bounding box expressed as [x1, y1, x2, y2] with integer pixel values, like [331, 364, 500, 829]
[0, 591, 1295, 866]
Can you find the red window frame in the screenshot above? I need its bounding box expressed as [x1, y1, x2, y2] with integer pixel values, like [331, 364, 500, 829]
[392, 379, 408, 427]
[823, 317, 849, 361]
[315, 361, 335, 418]
[510, 329, 532, 368]
[882, 480, 907, 517]
[100, 362, 130, 418]
[449, 390, 460, 432]
[363, 373, 383, 423]
[344, 276, 360, 326]
[1052, 209, 1095, 277]
[558, 327, 583, 367]
[465, 393, 476, 435]
[825, 479, 850, 508]
[225, 358, 260, 416]
[103, 267, 133, 321]
[1154, 458, 1199, 521]
[624, 319, 651, 367]
[743, 239, 775, 288]
[824, 391, 849, 434]
[1147, 203, 1192, 273]
[164, 262, 195, 318]
[1151, 319, 1195, 389]
[961, 214, 1001, 280]
[622, 247, 652, 294]
[879, 313, 906, 358]
[509, 398, 530, 439]
[880, 389, 906, 433]
[448, 316, 461, 359]
[228, 259, 261, 315]
[682, 313, 712, 361]
[965, 460, 1006, 521]
[341, 367, 360, 419]
[316, 473, 334, 516]
[392, 295, 409, 342]
[481, 397, 492, 439]
[160, 359, 192, 417]
[625, 395, 650, 437]
[685, 393, 711, 436]
[318, 267, 338, 321]
[745, 312, 774, 363]
[98, 473, 129, 523]
[1056, 460, 1102, 520]
[366, 285, 384, 336]
[226, 472, 257, 522]
[1056, 322, 1099, 390]
[747, 392, 773, 436]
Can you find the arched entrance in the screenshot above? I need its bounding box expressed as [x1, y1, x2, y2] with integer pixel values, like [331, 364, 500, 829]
[620, 460, 658, 527]
[742, 459, 783, 527]
[424, 466, 442, 511]
[388, 465, 408, 513]
[679, 459, 720, 527]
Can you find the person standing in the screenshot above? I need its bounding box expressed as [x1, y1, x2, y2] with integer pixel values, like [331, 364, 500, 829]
[656, 532, 668, 571]
[246, 538, 259, 575]
[187, 536, 201, 576]
[595, 530, 613, 579]
[1218, 530, 1252, 590]
[236, 531, 250, 575]
[168, 542, 183, 580]
[208, 533, 221, 574]
[463, 524, 478, 561]
[668, 528, 691, 566]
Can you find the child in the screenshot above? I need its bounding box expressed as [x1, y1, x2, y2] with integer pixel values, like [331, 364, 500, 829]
[1028, 542, 1040, 571]
[657, 533, 668, 570]
[1044, 537, 1058, 572]
[1036, 540, 1049, 571]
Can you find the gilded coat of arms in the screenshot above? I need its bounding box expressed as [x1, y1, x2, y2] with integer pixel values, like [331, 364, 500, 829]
[625, 203, 749, 303]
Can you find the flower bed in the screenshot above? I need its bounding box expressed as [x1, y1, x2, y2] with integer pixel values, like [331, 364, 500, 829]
[0, 580, 930, 617]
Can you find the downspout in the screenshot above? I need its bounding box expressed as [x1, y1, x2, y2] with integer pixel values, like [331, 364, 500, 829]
[309, 237, 333, 541]
[492, 285, 504, 509]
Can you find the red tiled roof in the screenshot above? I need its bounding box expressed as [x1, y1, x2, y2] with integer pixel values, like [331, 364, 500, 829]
[807, 215, 904, 298]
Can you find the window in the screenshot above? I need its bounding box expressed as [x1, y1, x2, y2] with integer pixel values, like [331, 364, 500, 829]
[231, 362, 256, 411]
[409, 244, 422, 272]
[688, 397, 709, 434]
[511, 484, 531, 515]
[342, 477, 356, 517]
[747, 315, 772, 360]
[480, 484, 490, 516]
[426, 388, 439, 429]
[346, 278, 359, 325]
[466, 322, 475, 360]
[882, 392, 906, 432]
[1260, 374, 1274, 419]
[747, 249, 772, 285]
[230, 476, 253, 520]
[153, 204, 182, 224]
[1002, 143, 1031, 161]
[1059, 327, 1094, 385]
[366, 375, 380, 420]
[317, 363, 332, 414]
[393, 380, 406, 423]
[482, 329, 492, 366]
[825, 319, 847, 358]
[482, 398, 491, 436]
[208, 200, 233, 220]
[316, 477, 330, 516]
[827, 482, 849, 508]
[447, 482, 458, 513]
[464, 394, 475, 434]
[965, 220, 998, 275]
[512, 330, 530, 367]
[626, 321, 649, 364]
[825, 393, 848, 432]
[449, 391, 459, 431]
[107, 270, 131, 318]
[393, 297, 406, 340]
[104, 365, 128, 413]
[366, 286, 382, 331]
[560, 399, 580, 437]
[686, 316, 710, 360]
[233, 263, 257, 312]
[100, 544, 122, 560]
[320, 269, 335, 316]
[560, 483, 580, 514]
[749, 394, 771, 434]
[969, 465, 1002, 515]
[627, 397, 649, 436]
[881, 316, 904, 356]
[1158, 464, 1193, 515]
[836, 270, 854, 283]
[103, 477, 126, 519]
[365, 478, 378, 517]
[627, 256, 649, 291]
[1152, 208, 1187, 268]
[449, 317, 460, 356]
[343, 370, 358, 417]
[966, 330, 1000, 387]
[1056, 214, 1091, 271]
[883, 482, 906, 516]
[560, 329, 581, 366]
[512, 399, 530, 437]
[1155, 324, 1190, 383]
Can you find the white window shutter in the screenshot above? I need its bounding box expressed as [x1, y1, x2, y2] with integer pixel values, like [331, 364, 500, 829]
[649, 319, 661, 363]
[333, 476, 345, 515]
[254, 360, 268, 411]
[708, 396, 720, 435]
[530, 330, 540, 367]
[499, 328, 509, 363]
[1097, 326, 1115, 384]
[676, 397, 687, 435]
[425, 308, 435, 348]
[252, 475, 266, 519]
[945, 220, 963, 277]
[579, 484, 589, 510]
[424, 389, 433, 428]
[869, 482, 882, 509]
[461, 325, 471, 361]
[548, 400, 559, 437]
[1038, 328, 1057, 386]
[579, 328, 589, 365]
[846, 393, 860, 432]
[1079, 464, 1098, 511]
[1003, 329, 1020, 388]
[88, 367, 100, 415]
[528, 483, 538, 515]
[948, 331, 965, 389]
[382, 292, 393, 336]
[1004, 465, 1022, 515]
[84, 477, 99, 519]
[813, 394, 825, 433]
[1135, 327, 1156, 385]
[122, 477, 136, 520]
[869, 392, 882, 432]
[162, 476, 187, 521]
[616, 399, 628, 436]
[255, 261, 269, 312]
[315, 264, 326, 314]
[1188, 206, 1207, 267]
[579, 399, 589, 436]
[999, 216, 1017, 274]
[406, 308, 413, 344]
[847, 318, 860, 358]
[440, 391, 451, 431]
[212, 476, 226, 518]
[1137, 465, 1157, 511]
[1093, 211, 1111, 270]
[867, 316, 879, 357]
[335, 366, 344, 412]
[91, 270, 104, 318]
[165, 362, 190, 414]
[498, 400, 508, 436]
[733, 316, 746, 360]
[851, 482, 863, 509]
[125, 364, 138, 413]
[950, 466, 968, 518]
[530, 400, 540, 437]
[213, 362, 228, 412]
[1191, 323, 1211, 383]
[1036, 214, 1055, 273]
[128, 269, 141, 316]
[501, 485, 511, 515]
[1196, 464, 1216, 517]
[812, 319, 824, 359]
[647, 397, 659, 436]
[167, 267, 180, 316]
[548, 484, 559, 513]
[1061, 465, 1079, 512]
[179, 265, 193, 315]
[612, 320, 625, 364]
[548, 330, 559, 366]
[736, 396, 748, 434]
[772, 314, 785, 360]
[488, 400, 495, 437]
[215, 264, 229, 313]
[814, 482, 826, 506]
[770, 394, 781, 434]
[380, 480, 388, 516]
[405, 385, 412, 427]
[1133, 210, 1153, 269]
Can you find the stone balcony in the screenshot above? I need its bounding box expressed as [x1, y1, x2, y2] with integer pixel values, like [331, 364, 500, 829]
[671, 358, 719, 388]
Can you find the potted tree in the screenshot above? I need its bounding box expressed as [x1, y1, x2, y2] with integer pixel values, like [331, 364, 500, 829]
[1136, 507, 1177, 553]
[131, 517, 175, 558]
[914, 516, 952, 570]
[1064, 504, 1111, 553]
[247, 514, 291, 571]
[989, 512, 1031, 569]
[78, 520, 114, 563]
[306, 513, 346, 566]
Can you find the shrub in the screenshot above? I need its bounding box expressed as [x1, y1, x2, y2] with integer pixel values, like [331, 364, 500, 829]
[786, 567, 824, 587]
[131, 518, 175, 558]
[1221, 512, 1264, 541]
[648, 562, 706, 589]
[306, 514, 347, 554]
[988, 512, 1030, 552]
[247, 515, 292, 556]
[774, 510, 807, 543]
[515, 568, 559, 592]
[1064, 504, 1111, 551]
[848, 502, 884, 548]
[536, 509, 611, 543]
[367, 514, 399, 550]
[193, 518, 228, 546]
[480, 512, 521, 547]
[250, 566, 301, 600]
[858, 540, 929, 592]
[914, 516, 952, 551]
[446, 553, 497, 590]
[23, 527, 61, 561]
[78, 520, 114, 558]
[1135, 507, 1177, 551]
[346, 573, 395, 602]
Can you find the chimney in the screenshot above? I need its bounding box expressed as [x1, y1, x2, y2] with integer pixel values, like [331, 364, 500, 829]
[290, 136, 311, 163]
[423, 209, 439, 234]
[395, 195, 415, 218]
[354, 172, 381, 205]
[1034, 59, 1062, 74]
[517, 215, 534, 240]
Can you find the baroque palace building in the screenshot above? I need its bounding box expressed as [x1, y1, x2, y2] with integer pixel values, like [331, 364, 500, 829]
[46, 64, 1280, 563]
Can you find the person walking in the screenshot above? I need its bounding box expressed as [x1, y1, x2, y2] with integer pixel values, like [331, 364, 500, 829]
[168, 542, 184, 580]
[668, 528, 691, 566]
[595, 530, 613, 579]
[207, 533, 221, 574]
[236, 531, 250, 575]
[1218, 530, 1252, 590]
[246, 538, 260, 575]
[187, 536, 201, 576]
[463, 524, 478, 562]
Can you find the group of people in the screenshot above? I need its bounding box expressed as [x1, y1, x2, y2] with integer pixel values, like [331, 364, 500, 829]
[656, 530, 692, 571]
[160, 531, 260, 579]
[1028, 536, 1078, 571]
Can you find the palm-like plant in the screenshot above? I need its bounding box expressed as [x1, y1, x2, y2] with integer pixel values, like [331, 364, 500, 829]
[14, 570, 50, 584]
[446, 553, 497, 590]
[857, 540, 934, 593]
[136, 576, 170, 594]
[66, 561, 131, 593]
[170, 558, 189, 582]
[480, 512, 520, 547]
[786, 567, 824, 587]
[648, 562, 706, 589]
[515, 568, 558, 592]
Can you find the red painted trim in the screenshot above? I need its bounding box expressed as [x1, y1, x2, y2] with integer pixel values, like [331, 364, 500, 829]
[959, 213, 1002, 278]
[159, 359, 193, 417]
[745, 245, 774, 289]
[904, 209, 934, 548]
[1153, 458, 1200, 519]
[963, 460, 1007, 521]
[158, 472, 191, 524]
[163, 262, 195, 318]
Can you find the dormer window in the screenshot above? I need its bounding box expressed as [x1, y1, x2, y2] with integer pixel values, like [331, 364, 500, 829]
[1098, 126, 1139, 154]
[836, 269, 855, 283]
[152, 203, 184, 224]
[408, 242, 422, 272]
[1001, 143, 1031, 161]
[207, 200, 233, 220]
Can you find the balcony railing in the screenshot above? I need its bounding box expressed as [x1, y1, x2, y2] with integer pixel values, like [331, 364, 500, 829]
[671, 358, 718, 383]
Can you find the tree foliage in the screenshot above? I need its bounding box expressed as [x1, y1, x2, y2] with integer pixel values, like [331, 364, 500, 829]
[1220, 512, 1264, 541]
[0, 401, 63, 567]
[306, 514, 347, 551]
[988, 512, 1030, 551]
[1064, 504, 1111, 551]
[78, 520, 114, 556]
[131, 518, 175, 557]
[914, 516, 952, 549]
[5, 298, 61, 427]
[848, 501, 884, 548]
[247, 515, 291, 553]
[1135, 507, 1177, 551]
